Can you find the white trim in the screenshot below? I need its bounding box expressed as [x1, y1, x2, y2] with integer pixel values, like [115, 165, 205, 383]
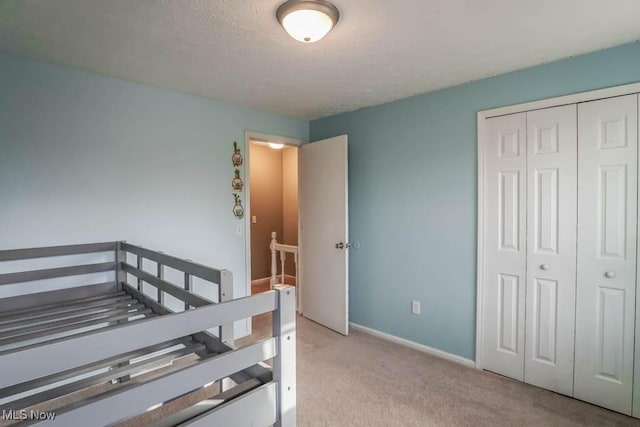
[296, 145, 304, 315]
[243, 130, 305, 335]
[245, 130, 304, 147]
[475, 80, 640, 370]
[479, 81, 640, 119]
[475, 113, 486, 370]
[350, 322, 476, 368]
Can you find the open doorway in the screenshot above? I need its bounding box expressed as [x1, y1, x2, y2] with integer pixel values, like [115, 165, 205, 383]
[249, 140, 298, 292]
[243, 131, 303, 335]
[243, 131, 349, 338]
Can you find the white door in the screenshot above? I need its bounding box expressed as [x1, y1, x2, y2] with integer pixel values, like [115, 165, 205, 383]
[524, 105, 577, 396]
[575, 94, 638, 415]
[299, 135, 349, 335]
[482, 113, 527, 380]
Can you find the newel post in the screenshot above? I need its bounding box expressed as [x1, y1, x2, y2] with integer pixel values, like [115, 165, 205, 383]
[270, 231, 278, 289]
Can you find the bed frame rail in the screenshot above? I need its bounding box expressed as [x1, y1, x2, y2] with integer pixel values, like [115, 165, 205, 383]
[0, 242, 120, 313]
[120, 243, 223, 285]
[0, 242, 117, 262]
[0, 241, 296, 426]
[0, 241, 234, 342]
[22, 287, 296, 427]
[118, 241, 234, 345]
[1, 291, 276, 384]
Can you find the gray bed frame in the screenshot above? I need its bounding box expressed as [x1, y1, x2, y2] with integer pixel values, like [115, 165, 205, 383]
[0, 241, 296, 426]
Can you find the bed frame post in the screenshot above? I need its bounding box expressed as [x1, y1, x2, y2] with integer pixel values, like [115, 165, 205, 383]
[219, 270, 234, 346]
[219, 269, 235, 393]
[273, 285, 296, 427]
[114, 240, 131, 383]
[115, 241, 126, 291]
[136, 254, 143, 291]
[184, 271, 192, 311]
[156, 251, 165, 305]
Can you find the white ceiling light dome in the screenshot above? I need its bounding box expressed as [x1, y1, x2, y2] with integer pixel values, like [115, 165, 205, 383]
[276, 0, 340, 43]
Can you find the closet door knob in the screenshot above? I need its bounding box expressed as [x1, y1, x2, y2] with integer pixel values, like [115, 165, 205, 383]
[540, 264, 550, 270]
[605, 271, 616, 278]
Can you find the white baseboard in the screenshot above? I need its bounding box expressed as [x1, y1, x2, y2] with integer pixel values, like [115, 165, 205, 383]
[349, 322, 476, 368]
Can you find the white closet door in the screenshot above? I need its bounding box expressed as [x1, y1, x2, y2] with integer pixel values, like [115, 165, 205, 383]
[483, 112, 527, 380]
[524, 105, 577, 396]
[575, 94, 638, 415]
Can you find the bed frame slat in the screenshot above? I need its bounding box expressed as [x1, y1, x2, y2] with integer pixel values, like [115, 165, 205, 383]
[0, 291, 277, 387]
[0, 314, 154, 357]
[0, 291, 126, 320]
[0, 338, 191, 399]
[1, 343, 206, 412]
[0, 242, 116, 262]
[0, 308, 152, 349]
[0, 284, 122, 316]
[31, 338, 277, 427]
[0, 303, 146, 337]
[0, 262, 116, 286]
[0, 296, 135, 327]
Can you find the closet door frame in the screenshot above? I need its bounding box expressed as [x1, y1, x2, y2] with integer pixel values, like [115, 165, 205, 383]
[477, 81, 640, 371]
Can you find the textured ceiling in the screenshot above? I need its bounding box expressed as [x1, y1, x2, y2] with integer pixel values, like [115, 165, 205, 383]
[1, 0, 640, 120]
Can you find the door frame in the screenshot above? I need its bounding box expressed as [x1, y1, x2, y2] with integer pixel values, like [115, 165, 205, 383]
[476, 81, 640, 370]
[243, 130, 305, 336]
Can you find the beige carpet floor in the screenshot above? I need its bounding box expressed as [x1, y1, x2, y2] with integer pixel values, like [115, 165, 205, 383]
[240, 313, 640, 427]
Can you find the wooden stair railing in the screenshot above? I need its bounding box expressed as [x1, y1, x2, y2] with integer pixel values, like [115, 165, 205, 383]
[270, 231, 298, 290]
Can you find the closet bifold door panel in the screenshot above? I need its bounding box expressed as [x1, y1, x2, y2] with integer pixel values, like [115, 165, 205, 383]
[482, 112, 527, 380]
[524, 105, 577, 396]
[574, 94, 638, 415]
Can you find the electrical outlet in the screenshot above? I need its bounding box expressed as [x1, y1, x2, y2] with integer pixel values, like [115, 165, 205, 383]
[252, 215, 257, 224]
[411, 300, 421, 315]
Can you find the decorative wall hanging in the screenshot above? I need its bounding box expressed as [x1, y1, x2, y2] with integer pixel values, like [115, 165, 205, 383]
[232, 141, 243, 167]
[232, 169, 244, 192]
[233, 194, 245, 219]
[231, 141, 245, 219]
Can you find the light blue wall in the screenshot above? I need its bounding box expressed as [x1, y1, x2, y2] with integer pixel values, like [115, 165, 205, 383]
[310, 41, 640, 360]
[5, 40, 640, 356]
[0, 54, 308, 336]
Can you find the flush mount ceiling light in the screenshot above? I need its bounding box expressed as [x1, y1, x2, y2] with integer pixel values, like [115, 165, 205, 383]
[268, 142, 285, 149]
[276, 0, 340, 43]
